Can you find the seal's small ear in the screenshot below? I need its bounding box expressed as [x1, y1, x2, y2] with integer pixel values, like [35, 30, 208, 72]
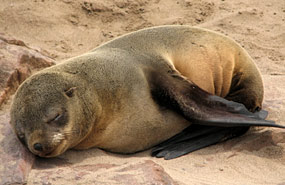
[64, 87, 77, 98]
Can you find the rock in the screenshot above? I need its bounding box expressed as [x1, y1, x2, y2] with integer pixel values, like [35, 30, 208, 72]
[28, 159, 177, 185]
[0, 108, 35, 185]
[0, 33, 55, 108]
[0, 34, 55, 185]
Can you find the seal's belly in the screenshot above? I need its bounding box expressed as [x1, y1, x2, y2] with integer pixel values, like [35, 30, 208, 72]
[74, 94, 190, 153]
[96, 108, 190, 153]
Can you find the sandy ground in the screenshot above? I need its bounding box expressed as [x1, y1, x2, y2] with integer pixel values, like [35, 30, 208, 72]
[0, 0, 285, 184]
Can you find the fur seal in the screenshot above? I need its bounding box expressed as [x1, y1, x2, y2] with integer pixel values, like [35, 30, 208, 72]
[10, 25, 285, 160]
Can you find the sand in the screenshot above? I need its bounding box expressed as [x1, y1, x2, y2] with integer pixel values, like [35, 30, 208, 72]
[0, 0, 284, 184]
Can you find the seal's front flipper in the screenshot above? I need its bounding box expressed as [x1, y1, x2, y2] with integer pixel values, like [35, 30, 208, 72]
[151, 125, 249, 160]
[147, 70, 285, 128]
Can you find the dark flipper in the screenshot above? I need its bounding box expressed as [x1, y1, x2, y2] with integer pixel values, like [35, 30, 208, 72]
[152, 125, 249, 160]
[146, 69, 285, 159]
[146, 70, 285, 128]
[146, 69, 284, 159]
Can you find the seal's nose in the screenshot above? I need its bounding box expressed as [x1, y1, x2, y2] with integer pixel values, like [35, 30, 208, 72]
[33, 143, 43, 151]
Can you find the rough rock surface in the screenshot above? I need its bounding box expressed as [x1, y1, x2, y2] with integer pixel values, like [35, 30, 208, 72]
[0, 33, 55, 107]
[28, 159, 177, 185]
[0, 106, 35, 185]
[0, 35, 54, 185]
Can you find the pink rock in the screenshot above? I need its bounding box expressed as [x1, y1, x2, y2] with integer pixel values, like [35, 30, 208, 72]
[0, 33, 55, 107]
[29, 159, 177, 184]
[0, 33, 55, 185]
[0, 112, 35, 185]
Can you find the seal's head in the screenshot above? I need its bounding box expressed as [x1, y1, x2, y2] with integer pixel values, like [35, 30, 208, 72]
[10, 71, 97, 157]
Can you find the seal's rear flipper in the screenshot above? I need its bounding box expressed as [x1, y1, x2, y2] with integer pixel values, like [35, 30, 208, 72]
[147, 70, 285, 128]
[152, 125, 249, 160]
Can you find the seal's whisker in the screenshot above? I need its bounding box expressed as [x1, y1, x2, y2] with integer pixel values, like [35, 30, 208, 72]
[45, 132, 65, 144]
[63, 129, 78, 138]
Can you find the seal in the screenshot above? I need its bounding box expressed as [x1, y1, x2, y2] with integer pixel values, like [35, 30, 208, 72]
[10, 25, 285, 160]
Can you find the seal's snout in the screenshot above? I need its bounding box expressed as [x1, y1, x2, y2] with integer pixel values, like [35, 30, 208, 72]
[31, 142, 51, 156]
[25, 129, 68, 158]
[29, 138, 68, 158]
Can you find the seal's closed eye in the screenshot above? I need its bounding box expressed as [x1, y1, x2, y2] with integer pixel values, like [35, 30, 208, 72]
[45, 108, 68, 126]
[47, 113, 62, 124]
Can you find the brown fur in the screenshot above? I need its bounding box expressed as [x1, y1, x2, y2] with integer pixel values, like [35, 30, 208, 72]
[10, 25, 264, 157]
